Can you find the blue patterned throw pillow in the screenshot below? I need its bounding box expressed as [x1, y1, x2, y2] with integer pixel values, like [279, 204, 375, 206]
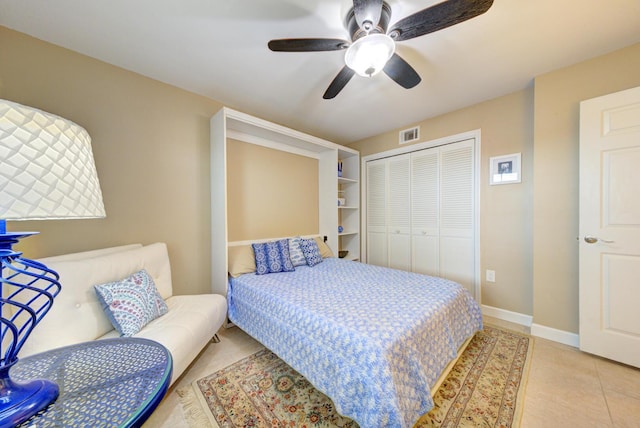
[299, 238, 323, 267]
[288, 236, 307, 267]
[252, 239, 295, 275]
[94, 269, 168, 337]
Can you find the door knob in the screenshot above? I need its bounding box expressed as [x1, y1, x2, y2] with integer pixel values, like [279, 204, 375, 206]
[584, 236, 615, 244]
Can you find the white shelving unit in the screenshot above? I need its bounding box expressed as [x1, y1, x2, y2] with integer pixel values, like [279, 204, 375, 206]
[338, 151, 360, 261]
[210, 107, 360, 295]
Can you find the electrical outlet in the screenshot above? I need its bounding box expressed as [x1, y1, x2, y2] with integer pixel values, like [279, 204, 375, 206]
[486, 270, 496, 283]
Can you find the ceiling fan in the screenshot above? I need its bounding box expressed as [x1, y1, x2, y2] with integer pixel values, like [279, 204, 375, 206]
[268, 0, 494, 99]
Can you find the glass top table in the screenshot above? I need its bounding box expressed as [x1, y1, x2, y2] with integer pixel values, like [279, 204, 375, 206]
[12, 338, 173, 427]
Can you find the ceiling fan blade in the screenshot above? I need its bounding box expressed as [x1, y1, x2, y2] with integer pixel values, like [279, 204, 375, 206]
[323, 66, 356, 99]
[383, 54, 421, 89]
[353, 0, 384, 30]
[388, 0, 494, 42]
[268, 38, 349, 52]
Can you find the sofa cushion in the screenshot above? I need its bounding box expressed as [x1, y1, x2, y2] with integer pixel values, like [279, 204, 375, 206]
[18, 243, 173, 357]
[1, 244, 143, 321]
[98, 293, 228, 385]
[38, 244, 143, 263]
[94, 269, 169, 337]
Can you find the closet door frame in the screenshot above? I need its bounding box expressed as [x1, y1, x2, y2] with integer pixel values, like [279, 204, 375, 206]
[361, 129, 481, 302]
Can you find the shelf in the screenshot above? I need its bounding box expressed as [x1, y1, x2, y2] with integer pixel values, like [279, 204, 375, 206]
[338, 177, 358, 184]
[337, 153, 359, 263]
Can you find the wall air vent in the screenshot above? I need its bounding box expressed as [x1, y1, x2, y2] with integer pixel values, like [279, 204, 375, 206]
[399, 126, 420, 145]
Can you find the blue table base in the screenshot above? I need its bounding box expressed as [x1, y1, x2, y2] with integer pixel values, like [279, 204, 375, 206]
[0, 366, 59, 428]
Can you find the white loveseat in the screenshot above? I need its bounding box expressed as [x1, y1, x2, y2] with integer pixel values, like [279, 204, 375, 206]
[18, 242, 227, 386]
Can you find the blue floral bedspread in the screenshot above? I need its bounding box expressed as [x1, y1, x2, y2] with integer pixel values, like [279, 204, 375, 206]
[228, 258, 483, 428]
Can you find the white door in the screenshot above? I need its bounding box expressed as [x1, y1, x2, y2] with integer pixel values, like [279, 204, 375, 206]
[439, 140, 475, 294]
[411, 149, 439, 276]
[579, 85, 640, 368]
[366, 159, 388, 267]
[388, 154, 411, 271]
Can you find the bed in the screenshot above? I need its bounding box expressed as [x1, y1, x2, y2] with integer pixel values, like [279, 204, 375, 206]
[227, 249, 482, 428]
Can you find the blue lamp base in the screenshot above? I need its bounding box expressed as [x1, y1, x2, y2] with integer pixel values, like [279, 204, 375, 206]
[0, 364, 59, 428]
[1, 220, 62, 427]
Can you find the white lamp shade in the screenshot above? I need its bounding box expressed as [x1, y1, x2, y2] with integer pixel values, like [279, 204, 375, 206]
[0, 99, 106, 220]
[344, 34, 395, 77]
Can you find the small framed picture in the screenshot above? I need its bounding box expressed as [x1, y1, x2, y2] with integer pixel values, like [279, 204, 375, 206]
[490, 153, 521, 185]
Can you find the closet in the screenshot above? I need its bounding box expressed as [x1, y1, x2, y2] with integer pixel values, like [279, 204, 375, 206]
[364, 137, 477, 295]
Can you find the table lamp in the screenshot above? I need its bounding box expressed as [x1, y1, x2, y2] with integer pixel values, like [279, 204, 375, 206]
[0, 99, 106, 426]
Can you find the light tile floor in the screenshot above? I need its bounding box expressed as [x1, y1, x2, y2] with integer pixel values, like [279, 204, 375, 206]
[143, 316, 640, 427]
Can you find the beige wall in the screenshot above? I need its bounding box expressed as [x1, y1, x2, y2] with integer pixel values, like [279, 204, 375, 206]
[349, 89, 534, 316]
[532, 43, 640, 333]
[350, 42, 640, 334]
[0, 27, 223, 295]
[226, 139, 319, 241]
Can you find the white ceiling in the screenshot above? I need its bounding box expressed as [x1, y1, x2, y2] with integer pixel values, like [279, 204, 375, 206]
[1, 0, 640, 144]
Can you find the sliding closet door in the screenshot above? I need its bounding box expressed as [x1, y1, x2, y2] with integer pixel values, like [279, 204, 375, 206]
[411, 149, 439, 276]
[388, 154, 411, 271]
[365, 138, 477, 296]
[439, 140, 475, 294]
[366, 159, 387, 267]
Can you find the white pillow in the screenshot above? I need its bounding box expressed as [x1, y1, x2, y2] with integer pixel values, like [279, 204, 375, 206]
[288, 237, 307, 267]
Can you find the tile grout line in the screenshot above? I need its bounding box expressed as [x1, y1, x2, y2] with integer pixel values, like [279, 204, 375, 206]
[594, 360, 616, 426]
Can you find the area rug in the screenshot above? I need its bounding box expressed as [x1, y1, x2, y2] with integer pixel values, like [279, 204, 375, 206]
[177, 325, 532, 428]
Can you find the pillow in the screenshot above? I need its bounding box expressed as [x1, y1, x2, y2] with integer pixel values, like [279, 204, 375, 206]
[94, 269, 168, 337]
[314, 237, 335, 258]
[299, 238, 323, 267]
[228, 245, 256, 277]
[252, 239, 295, 275]
[288, 237, 307, 267]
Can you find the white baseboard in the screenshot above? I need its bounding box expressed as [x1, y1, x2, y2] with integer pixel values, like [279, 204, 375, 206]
[531, 323, 580, 348]
[481, 305, 579, 348]
[481, 304, 533, 327]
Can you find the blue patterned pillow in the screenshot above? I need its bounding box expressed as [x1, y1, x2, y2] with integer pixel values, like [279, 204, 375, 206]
[288, 237, 307, 267]
[94, 269, 169, 337]
[299, 238, 323, 267]
[252, 239, 295, 275]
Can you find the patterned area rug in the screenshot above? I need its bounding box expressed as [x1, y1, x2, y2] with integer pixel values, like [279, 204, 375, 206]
[178, 326, 532, 428]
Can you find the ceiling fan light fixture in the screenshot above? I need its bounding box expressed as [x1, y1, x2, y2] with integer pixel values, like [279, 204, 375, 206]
[344, 34, 395, 77]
